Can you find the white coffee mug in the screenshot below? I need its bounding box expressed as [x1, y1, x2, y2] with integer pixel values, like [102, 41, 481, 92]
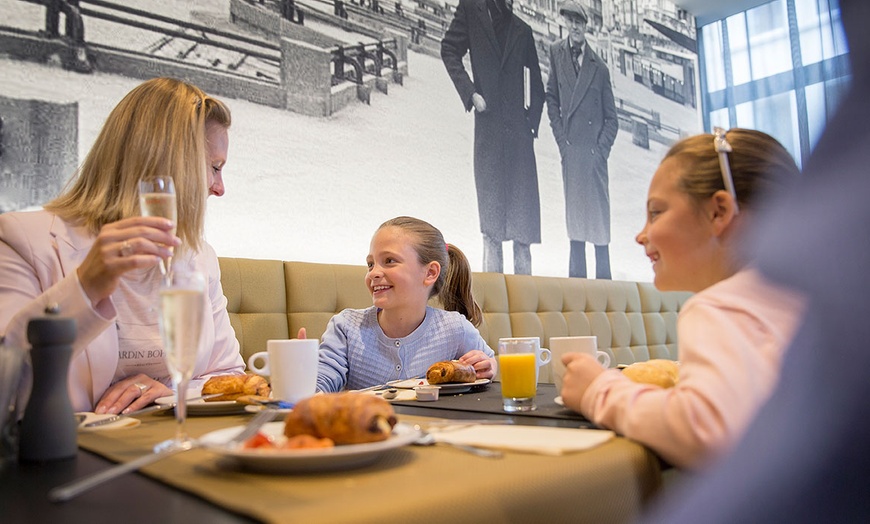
[247, 339, 319, 403]
[549, 336, 611, 391]
[497, 337, 551, 382]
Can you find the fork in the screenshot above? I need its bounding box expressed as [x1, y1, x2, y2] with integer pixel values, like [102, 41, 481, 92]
[49, 408, 277, 502]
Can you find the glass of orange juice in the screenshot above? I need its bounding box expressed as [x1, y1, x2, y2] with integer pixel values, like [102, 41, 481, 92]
[498, 337, 540, 412]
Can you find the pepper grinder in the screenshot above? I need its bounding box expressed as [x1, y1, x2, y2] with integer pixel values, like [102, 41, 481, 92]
[19, 304, 78, 462]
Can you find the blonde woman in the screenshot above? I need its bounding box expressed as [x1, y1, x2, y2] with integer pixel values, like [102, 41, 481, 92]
[0, 78, 243, 415]
[560, 128, 805, 469]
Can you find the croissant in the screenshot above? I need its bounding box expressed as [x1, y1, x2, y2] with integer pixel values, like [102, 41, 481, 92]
[283, 393, 397, 445]
[426, 360, 477, 384]
[621, 359, 681, 388]
[201, 374, 271, 401]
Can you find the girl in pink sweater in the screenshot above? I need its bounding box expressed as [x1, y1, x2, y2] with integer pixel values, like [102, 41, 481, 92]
[560, 128, 804, 469]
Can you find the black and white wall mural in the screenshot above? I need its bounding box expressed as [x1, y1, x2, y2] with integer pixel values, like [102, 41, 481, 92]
[0, 0, 701, 282]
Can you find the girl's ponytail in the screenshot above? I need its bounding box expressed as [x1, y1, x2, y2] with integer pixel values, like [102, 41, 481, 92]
[442, 244, 483, 327]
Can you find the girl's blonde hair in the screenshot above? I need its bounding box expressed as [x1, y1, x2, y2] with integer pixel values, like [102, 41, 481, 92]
[664, 128, 800, 209]
[45, 77, 231, 254]
[378, 216, 483, 327]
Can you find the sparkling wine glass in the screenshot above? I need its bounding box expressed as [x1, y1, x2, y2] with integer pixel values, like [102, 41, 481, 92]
[139, 176, 177, 278]
[157, 270, 205, 448]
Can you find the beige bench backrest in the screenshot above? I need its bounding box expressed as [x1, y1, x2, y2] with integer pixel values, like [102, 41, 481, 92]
[218, 257, 691, 381]
[219, 257, 289, 364]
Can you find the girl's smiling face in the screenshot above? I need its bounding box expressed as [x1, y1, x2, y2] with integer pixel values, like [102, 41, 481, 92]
[636, 156, 720, 292]
[366, 226, 439, 312]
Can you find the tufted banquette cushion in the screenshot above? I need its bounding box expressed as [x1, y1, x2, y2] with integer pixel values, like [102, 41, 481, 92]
[218, 258, 691, 383]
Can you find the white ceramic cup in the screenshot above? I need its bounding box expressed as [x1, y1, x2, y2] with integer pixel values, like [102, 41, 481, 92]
[247, 339, 319, 403]
[549, 336, 611, 391]
[497, 337, 551, 382]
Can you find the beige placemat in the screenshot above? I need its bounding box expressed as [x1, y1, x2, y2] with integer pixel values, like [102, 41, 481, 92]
[77, 413, 663, 524]
[432, 425, 616, 455]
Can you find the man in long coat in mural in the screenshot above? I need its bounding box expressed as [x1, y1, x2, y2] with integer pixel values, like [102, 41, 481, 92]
[546, 1, 619, 279]
[441, 0, 545, 274]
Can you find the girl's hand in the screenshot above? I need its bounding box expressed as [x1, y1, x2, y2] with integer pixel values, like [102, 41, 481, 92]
[559, 353, 606, 413]
[459, 350, 496, 380]
[77, 217, 179, 305]
[94, 374, 172, 415]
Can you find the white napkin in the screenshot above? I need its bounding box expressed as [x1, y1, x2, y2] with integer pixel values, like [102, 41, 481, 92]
[432, 425, 615, 456]
[76, 412, 141, 432]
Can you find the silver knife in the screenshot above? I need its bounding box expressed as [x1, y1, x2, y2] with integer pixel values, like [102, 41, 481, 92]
[51, 408, 278, 502]
[226, 407, 279, 447]
[83, 393, 223, 428]
[354, 374, 426, 392]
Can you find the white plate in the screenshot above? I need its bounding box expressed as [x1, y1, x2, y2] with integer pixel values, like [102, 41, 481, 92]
[554, 395, 565, 407]
[155, 395, 248, 416]
[387, 377, 491, 395]
[199, 421, 420, 473]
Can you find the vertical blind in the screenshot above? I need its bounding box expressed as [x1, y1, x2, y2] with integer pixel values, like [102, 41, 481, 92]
[698, 0, 850, 167]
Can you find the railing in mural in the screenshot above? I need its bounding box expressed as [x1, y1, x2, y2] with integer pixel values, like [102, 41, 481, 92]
[614, 95, 683, 148]
[5, 0, 409, 115]
[629, 53, 693, 108]
[271, 0, 306, 24]
[16, 0, 283, 81]
[240, 0, 403, 88]
[326, 0, 449, 56]
[302, 0, 552, 70]
[332, 40, 400, 86]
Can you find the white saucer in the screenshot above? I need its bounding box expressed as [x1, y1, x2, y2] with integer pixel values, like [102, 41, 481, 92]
[155, 394, 248, 416]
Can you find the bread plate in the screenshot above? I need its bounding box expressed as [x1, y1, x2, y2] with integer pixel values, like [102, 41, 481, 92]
[199, 422, 420, 473]
[387, 377, 491, 395]
[155, 394, 248, 416]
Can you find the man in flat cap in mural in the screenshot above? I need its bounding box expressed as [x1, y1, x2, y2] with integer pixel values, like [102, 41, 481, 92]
[546, 0, 619, 279]
[441, 0, 545, 274]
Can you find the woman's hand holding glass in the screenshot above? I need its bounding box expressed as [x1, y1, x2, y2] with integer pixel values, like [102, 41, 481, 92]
[139, 177, 177, 277]
[76, 216, 179, 306]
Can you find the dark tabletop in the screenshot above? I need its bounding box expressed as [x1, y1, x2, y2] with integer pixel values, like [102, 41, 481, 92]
[0, 382, 591, 523]
[0, 449, 257, 524]
[389, 381, 594, 429]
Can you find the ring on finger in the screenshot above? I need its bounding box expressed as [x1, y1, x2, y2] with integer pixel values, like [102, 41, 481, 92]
[133, 382, 148, 395]
[120, 240, 134, 257]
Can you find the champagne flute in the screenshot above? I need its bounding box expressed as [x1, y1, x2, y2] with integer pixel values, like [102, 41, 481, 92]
[157, 270, 205, 448]
[139, 177, 177, 278]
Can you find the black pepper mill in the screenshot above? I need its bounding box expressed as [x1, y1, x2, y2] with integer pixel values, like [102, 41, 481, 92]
[19, 304, 78, 462]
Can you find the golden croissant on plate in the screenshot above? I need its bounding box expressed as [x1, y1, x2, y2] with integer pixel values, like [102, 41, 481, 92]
[621, 359, 681, 388]
[201, 374, 271, 401]
[426, 360, 476, 384]
[283, 393, 396, 445]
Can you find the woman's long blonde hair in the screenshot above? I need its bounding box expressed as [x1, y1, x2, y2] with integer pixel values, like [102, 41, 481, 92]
[45, 77, 231, 253]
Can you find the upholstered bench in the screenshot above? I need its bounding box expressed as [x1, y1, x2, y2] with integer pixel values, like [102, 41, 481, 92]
[218, 257, 691, 383]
